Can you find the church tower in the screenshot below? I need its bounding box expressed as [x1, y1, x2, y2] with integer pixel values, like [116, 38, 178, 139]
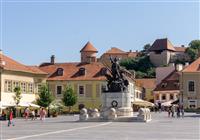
[80, 41, 98, 63]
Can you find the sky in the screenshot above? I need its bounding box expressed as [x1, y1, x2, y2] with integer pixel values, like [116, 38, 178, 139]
[0, 0, 199, 65]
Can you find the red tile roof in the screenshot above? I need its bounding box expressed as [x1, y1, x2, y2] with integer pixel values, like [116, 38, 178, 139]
[105, 47, 125, 54]
[80, 42, 98, 52]
[135, 79, 156, 89]
[149, 38, 175, 52]
[127, 51, 138, 57]
[0, 54, 47, 75]
[154, 70, 180, 91]
[39, 62, 106, 81]
[182, 57, 200, 72]
[174, 47, 186, 52]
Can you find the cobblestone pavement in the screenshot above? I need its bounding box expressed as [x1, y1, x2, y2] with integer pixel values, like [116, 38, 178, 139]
[1, 112, 200, 140]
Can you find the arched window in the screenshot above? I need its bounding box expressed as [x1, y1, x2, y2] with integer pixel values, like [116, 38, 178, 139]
[57, 68, 64, 76]
[79, 67, 86, 75]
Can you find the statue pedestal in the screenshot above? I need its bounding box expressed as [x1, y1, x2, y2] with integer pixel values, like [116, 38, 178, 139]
[101, 91, 133, 119]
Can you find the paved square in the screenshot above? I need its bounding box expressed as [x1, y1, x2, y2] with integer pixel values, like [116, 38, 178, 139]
[1, 112, 200, 140]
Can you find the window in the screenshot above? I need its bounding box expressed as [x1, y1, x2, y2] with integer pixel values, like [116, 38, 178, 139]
[37, 84, 42, 93]
[79, 85, 85, 95]
[162, 94, 166, 100]
[79, 68, 86, 75]
[161, 83, 167, 88]
[156, 94, 159, 100]
[13, 81, 19, 91]
[188, 100, 197, 108]
[28, 83, 33, 93]
[101, 84, 107, 92]
[21, 82, 26, 93]
[56, 86, 62, 95]
[57, 68, 64, 76]
[170, 94, 174, 100]
[4, 80, 12, 92]
[188, 81, 195, 92]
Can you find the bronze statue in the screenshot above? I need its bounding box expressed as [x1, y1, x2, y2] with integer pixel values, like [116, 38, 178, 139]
[104, 57, 129, 92]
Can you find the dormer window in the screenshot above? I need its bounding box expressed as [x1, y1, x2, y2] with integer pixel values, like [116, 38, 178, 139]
[174, 82, 180, 87]
[161, 82, 167, 88]
[57, 68, 64, 76]
[100, 67, 108, 75]
[79, 67, 86, 75]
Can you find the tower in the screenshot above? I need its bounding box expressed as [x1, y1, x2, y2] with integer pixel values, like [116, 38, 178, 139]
[80, 41, 98, 63]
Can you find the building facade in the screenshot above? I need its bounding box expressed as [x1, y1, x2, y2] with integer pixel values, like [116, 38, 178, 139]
[149, 38, 188, 67]
[181, 57, 200, 109]
[135, 78, 156, 103]
[153, 70, 180, 104]
[99, 47, 138, 67]
[0, 52, 47, 106]
[39, 42, 107, 111]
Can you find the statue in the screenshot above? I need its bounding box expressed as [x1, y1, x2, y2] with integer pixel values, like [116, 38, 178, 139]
[105, 57, 129, 92]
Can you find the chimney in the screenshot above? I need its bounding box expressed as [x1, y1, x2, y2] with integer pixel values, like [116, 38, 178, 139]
[0, 50, 5, 66]
[175, 64, 183, 71]
[181, 45, 185, 48]
[185, 62, 189, 66]
[50, 55, 55, 64]
[129, 50, 132, 52]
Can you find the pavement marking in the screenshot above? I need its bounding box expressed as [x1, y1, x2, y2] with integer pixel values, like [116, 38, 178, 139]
[6, 122, 112, 140]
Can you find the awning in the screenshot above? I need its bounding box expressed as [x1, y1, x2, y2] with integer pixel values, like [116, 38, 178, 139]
[132, 99, 155, 107]
[171, 99, 179, 104]
[18, 102, 40, 108]
[161, 100, 175, 106]
[0, 101, 15, 107]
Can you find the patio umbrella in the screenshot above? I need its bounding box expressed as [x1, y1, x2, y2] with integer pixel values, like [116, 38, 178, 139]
[161, 100, 174, 106]
[171, 99, 179, 104]
[0, 101, 6, 109]
[28, 103, 40, 108]
[133, 99, 155, 107]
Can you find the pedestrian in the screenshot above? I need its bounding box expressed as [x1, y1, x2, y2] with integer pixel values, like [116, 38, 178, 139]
[7, 109, 15, 127]
[167, 106, 171, 117]
[24, 107, 29, 120]
[171, 105, 175, 117]
[39, 107, 46, 121]
[180, 104, 184, 118]
[35, 109, 38, 119]
[31, 110, 35, 120]
[176, 105, 180, 118]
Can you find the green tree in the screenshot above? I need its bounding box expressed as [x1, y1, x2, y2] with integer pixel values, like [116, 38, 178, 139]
[13, 86, 22, 106]
[120, 56, 156, 78]
[140, 43, 151, 56]
[62, 86, 77, 113]
[37, 84, 54, 108]
[186, 40, 200, 62]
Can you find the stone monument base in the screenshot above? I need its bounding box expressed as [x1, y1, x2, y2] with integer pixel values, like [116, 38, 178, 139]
[116, 107, 133, 116]
[101, 91, 133, 119]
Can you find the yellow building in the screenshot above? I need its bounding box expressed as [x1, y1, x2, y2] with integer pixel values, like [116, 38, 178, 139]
[181, 57, 200, 109]
[0, 51, 47, 107]
[39, 42, 107, 111]
[135, 79, 156, 102]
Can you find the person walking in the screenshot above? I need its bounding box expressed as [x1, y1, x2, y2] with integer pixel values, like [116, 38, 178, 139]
[31, 110, 35, 120]
[171, 105, 175, 118]
[8, 109, 15, 127]
[40, 107, 46, 121]
[167, 106, 171, 117]
[176, 105, 180, 118]
[24, 107, 29, 120]
[180, 104, 184, 118]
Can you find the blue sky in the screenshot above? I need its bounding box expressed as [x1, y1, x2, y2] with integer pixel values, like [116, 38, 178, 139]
[0, 0, 199, 65]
